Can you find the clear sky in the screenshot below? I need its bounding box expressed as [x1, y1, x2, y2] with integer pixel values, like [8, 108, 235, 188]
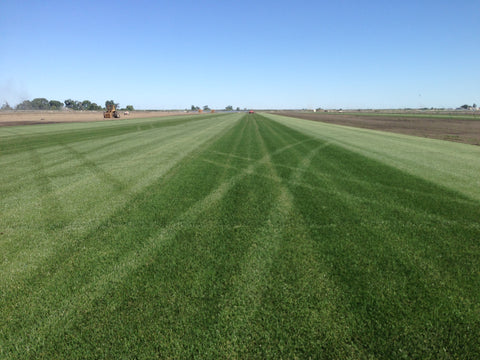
[1, 0, 479, 110]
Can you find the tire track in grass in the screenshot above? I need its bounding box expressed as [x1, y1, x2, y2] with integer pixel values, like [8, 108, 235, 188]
[209, 116, 296, 355]
[1, 129, 138, 182]
[257, 116, 364, 358]
[210, 116, 361, 358]
[231, 117, 449, 357]
[198, 137, 318, 177]
[256, 118, 397, 357]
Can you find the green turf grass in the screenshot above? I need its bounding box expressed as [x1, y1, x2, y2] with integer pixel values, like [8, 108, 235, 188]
[1, 113, 479, 358]
[265, 113, 480, 201]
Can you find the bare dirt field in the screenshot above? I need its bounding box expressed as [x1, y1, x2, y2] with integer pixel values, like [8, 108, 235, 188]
[274, 111, 480, 146]
[0, 110, 193, 127]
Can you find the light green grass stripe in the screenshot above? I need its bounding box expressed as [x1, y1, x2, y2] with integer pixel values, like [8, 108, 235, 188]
[264, 113, 480, 201]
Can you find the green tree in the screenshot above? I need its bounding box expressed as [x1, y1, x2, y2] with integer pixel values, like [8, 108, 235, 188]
[125, 105, 134, 111]
[203, 105, 210, 111]
[225, 105, 233, 111]
[88, 103, 102, 111]
[49, 100, 63, 110]
[31, 98, 49, 110]
[236, 107, 240, 111]
[64, 99, 76, 109]
[81, 100, 92, 110]
[16, 100, 33, 110]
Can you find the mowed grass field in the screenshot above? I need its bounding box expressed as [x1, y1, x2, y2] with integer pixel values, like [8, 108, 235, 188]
[1, 113, 480, 358]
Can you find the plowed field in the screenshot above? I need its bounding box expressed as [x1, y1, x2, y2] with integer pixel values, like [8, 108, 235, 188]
[275, 111, 480, 145]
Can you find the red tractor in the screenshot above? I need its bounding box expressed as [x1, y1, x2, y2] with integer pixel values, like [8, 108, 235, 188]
[248, 110, 255, 114]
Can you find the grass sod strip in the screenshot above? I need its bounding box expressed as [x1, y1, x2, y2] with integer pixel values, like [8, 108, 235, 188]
[264, 113, 480, 202]
[1, 113, 479, 358]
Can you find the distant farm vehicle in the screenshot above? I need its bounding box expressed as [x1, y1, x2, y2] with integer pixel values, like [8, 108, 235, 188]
[104, 104, 120, 119]
[124, 111, 129, 116]
[249, 110, 255, 114]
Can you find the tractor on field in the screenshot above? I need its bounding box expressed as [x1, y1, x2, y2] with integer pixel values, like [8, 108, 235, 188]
[103, 104, 121, 119]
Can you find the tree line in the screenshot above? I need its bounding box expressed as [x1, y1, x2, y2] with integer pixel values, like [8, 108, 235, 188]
[1, 99, 134, 111]
[190, 105, 242, 112]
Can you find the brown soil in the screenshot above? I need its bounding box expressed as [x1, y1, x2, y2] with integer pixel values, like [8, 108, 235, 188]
[273, 111, 480, 146]
[0, 110, 193, 127]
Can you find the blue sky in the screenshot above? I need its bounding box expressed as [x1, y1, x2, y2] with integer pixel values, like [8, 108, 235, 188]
[1, 0, 479, 109]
